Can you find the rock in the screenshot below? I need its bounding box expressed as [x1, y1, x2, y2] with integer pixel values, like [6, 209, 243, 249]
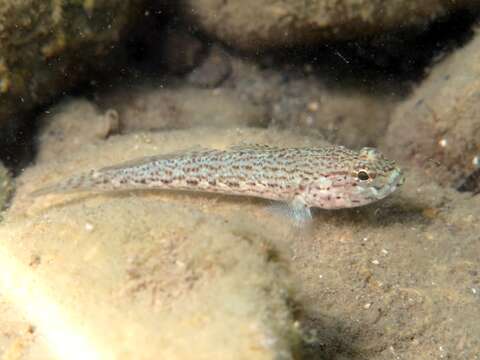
[0, 161, 13, 215]
[181, 0, 478, 51]
[96, 53, 393, 149]
[1, 199, 299, 359]
[35, 99, 121, 163]
[159, 29, 207, 75]
[383, 31, 480, 186]
[187, 46, 232, 88]
[0, 296, 50, 359]
[0, 0, 146, 129]
[38, 51, 392, 160]
[224, 57, 395, 149]
[97, 85, 269, 134]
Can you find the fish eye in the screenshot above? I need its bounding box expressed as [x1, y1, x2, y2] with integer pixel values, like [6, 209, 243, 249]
[357, 170, 370, 181]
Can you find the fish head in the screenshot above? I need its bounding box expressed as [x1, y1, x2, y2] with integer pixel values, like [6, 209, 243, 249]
[307, 147, 404, 209]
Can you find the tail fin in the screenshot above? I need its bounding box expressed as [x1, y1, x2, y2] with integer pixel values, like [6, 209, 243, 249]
[29, 170, 101, 197]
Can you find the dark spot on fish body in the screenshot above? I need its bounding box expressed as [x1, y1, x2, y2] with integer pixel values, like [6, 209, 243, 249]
[186, 179, 199, 186]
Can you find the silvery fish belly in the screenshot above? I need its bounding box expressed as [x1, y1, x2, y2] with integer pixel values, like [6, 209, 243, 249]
[31, 144, 404, 218]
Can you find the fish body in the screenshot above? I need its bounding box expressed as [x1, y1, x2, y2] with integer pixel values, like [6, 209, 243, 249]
[32, 145, 404, 220]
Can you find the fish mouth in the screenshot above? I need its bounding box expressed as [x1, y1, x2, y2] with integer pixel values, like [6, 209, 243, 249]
[371, 167, 404, 199]
[391, 167, 405, 187]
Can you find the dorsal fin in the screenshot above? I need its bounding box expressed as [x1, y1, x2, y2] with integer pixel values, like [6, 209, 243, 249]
[228, 143, 277, 152]
[99, 146, 213, 172]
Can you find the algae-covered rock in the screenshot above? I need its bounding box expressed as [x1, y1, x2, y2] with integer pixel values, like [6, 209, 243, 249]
[383, 31, 480, 187]
[0, 161, 13, 214]
[0, 0, 146, 128]
[181, 0, 478, 51]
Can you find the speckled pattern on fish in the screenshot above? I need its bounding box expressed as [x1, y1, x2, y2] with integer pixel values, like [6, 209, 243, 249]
[32, 144, 404, 221]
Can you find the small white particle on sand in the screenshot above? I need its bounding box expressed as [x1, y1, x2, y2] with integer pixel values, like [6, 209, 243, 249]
[318, 274, 323, 279]
[363, 303, 371, 309]
[371, 259, 380, 265]
[85, 222, 94, 232]
[473, 155, 480, 167]
[362, 237, 368, 242]
[438, 138, 447, 147]
[381, 249, 389, 255]
[472, 288, 477, 294]
[307, 101, 319, 112]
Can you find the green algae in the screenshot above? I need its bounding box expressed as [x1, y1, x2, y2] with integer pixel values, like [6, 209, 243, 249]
[0, 162, 14, 219]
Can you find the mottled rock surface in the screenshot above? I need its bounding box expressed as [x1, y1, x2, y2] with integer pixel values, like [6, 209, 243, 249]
[96, 52, 395, 149]
[0, 161, 13, 214]
[0, 0, 145, 128]
[383, 30, 480, 187]
[182, 0, 478, 51]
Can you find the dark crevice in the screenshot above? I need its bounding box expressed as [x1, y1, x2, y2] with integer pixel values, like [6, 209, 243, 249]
[456, 169, 480, 195]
